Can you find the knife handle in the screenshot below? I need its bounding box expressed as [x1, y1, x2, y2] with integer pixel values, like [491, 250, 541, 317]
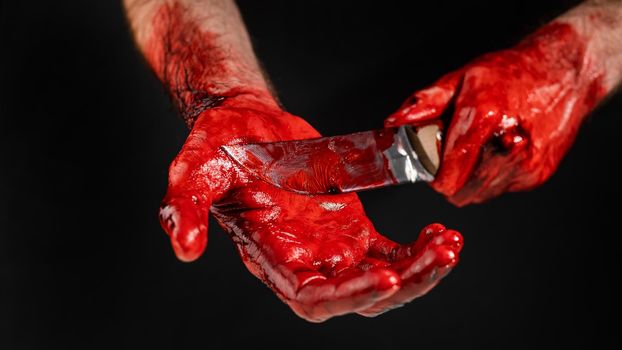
[404, 123, 442, 177]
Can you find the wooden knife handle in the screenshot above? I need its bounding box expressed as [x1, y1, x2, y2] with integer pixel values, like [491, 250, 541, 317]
[404, 123, 442, 177]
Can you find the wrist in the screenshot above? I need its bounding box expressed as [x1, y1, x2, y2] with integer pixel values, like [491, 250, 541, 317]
[145, 2, 276, 127]
[556, 0, 622, 92]
[172, 86, 278, 128]
[124, 0, 277, 127]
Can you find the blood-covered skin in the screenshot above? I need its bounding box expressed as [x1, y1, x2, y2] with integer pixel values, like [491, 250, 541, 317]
[143, 1, 278, 128]
[142, 2, 462, 322]
[386, 22, 609, 206]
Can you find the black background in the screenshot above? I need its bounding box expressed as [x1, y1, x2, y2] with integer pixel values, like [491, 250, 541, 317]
[1, 0, 621, 348]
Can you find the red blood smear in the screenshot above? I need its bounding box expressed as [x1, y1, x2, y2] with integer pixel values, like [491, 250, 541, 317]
[231, 129, 399, 194]
[146, 2, 463, 322]
[144, 2, 276, 127]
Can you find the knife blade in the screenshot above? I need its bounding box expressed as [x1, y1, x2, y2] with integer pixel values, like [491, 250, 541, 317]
[221, 123, 442, 194]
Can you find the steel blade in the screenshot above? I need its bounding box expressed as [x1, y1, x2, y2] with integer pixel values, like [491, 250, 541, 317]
[221, 125, 439, 194]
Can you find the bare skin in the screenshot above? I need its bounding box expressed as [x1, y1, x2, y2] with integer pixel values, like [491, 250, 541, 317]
[562, 0, 622, 90]
[124, 0, 622, 321]
[124, 0, 274, 127]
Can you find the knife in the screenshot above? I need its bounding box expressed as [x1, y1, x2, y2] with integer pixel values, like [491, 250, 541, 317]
[220, 123, 442, 195]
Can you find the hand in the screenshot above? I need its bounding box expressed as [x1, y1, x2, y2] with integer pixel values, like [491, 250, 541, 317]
[158, 94, 463, 322]
[386, 23, 608, 206]
[124, 0, 463, 322]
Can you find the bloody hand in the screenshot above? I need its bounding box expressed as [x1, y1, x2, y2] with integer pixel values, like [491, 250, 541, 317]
[122, 0, 464, 322]
[124, 0, 622, 323]
[386, 22, 608, 206]
[158, 94, 463, 322]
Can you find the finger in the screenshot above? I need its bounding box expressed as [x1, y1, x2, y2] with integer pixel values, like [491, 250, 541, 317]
[431, 104, 503, 200]
[446, 141, 526, 206]
[359, 225, 463, 317]
[405, 223, 454, 258]
[385, 71, 463, 127]
[441, 119, 530, 206]
[289, 268, 401, 322]
[359, 261, 456, 317]
[366, 223, 450, 262]
[395, 231, 462, 280]
[160, 113, 239, 261]
[159, 195, 209, 262]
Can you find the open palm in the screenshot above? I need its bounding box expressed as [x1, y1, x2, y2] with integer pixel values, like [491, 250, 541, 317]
[159, 95, 463, 322]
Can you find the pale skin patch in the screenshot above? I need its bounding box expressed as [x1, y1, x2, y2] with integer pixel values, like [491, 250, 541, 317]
[319, 202, 346, 211]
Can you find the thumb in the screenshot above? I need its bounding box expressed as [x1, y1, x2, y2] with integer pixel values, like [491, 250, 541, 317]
[159, 194, 210, 262]
[158, 113, 236, 262]
[385, 71, 463, 127]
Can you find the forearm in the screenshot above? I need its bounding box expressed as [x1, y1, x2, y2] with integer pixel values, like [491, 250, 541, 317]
[124, 0, 276, 127]
[557, 0, 622, 91]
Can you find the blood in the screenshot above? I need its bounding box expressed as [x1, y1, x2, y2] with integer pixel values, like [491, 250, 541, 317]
[145, 2, 463, 322]
[228, 129, 399, 194]
[386, 22, 608, 206]
[144, 2, 275, 127]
